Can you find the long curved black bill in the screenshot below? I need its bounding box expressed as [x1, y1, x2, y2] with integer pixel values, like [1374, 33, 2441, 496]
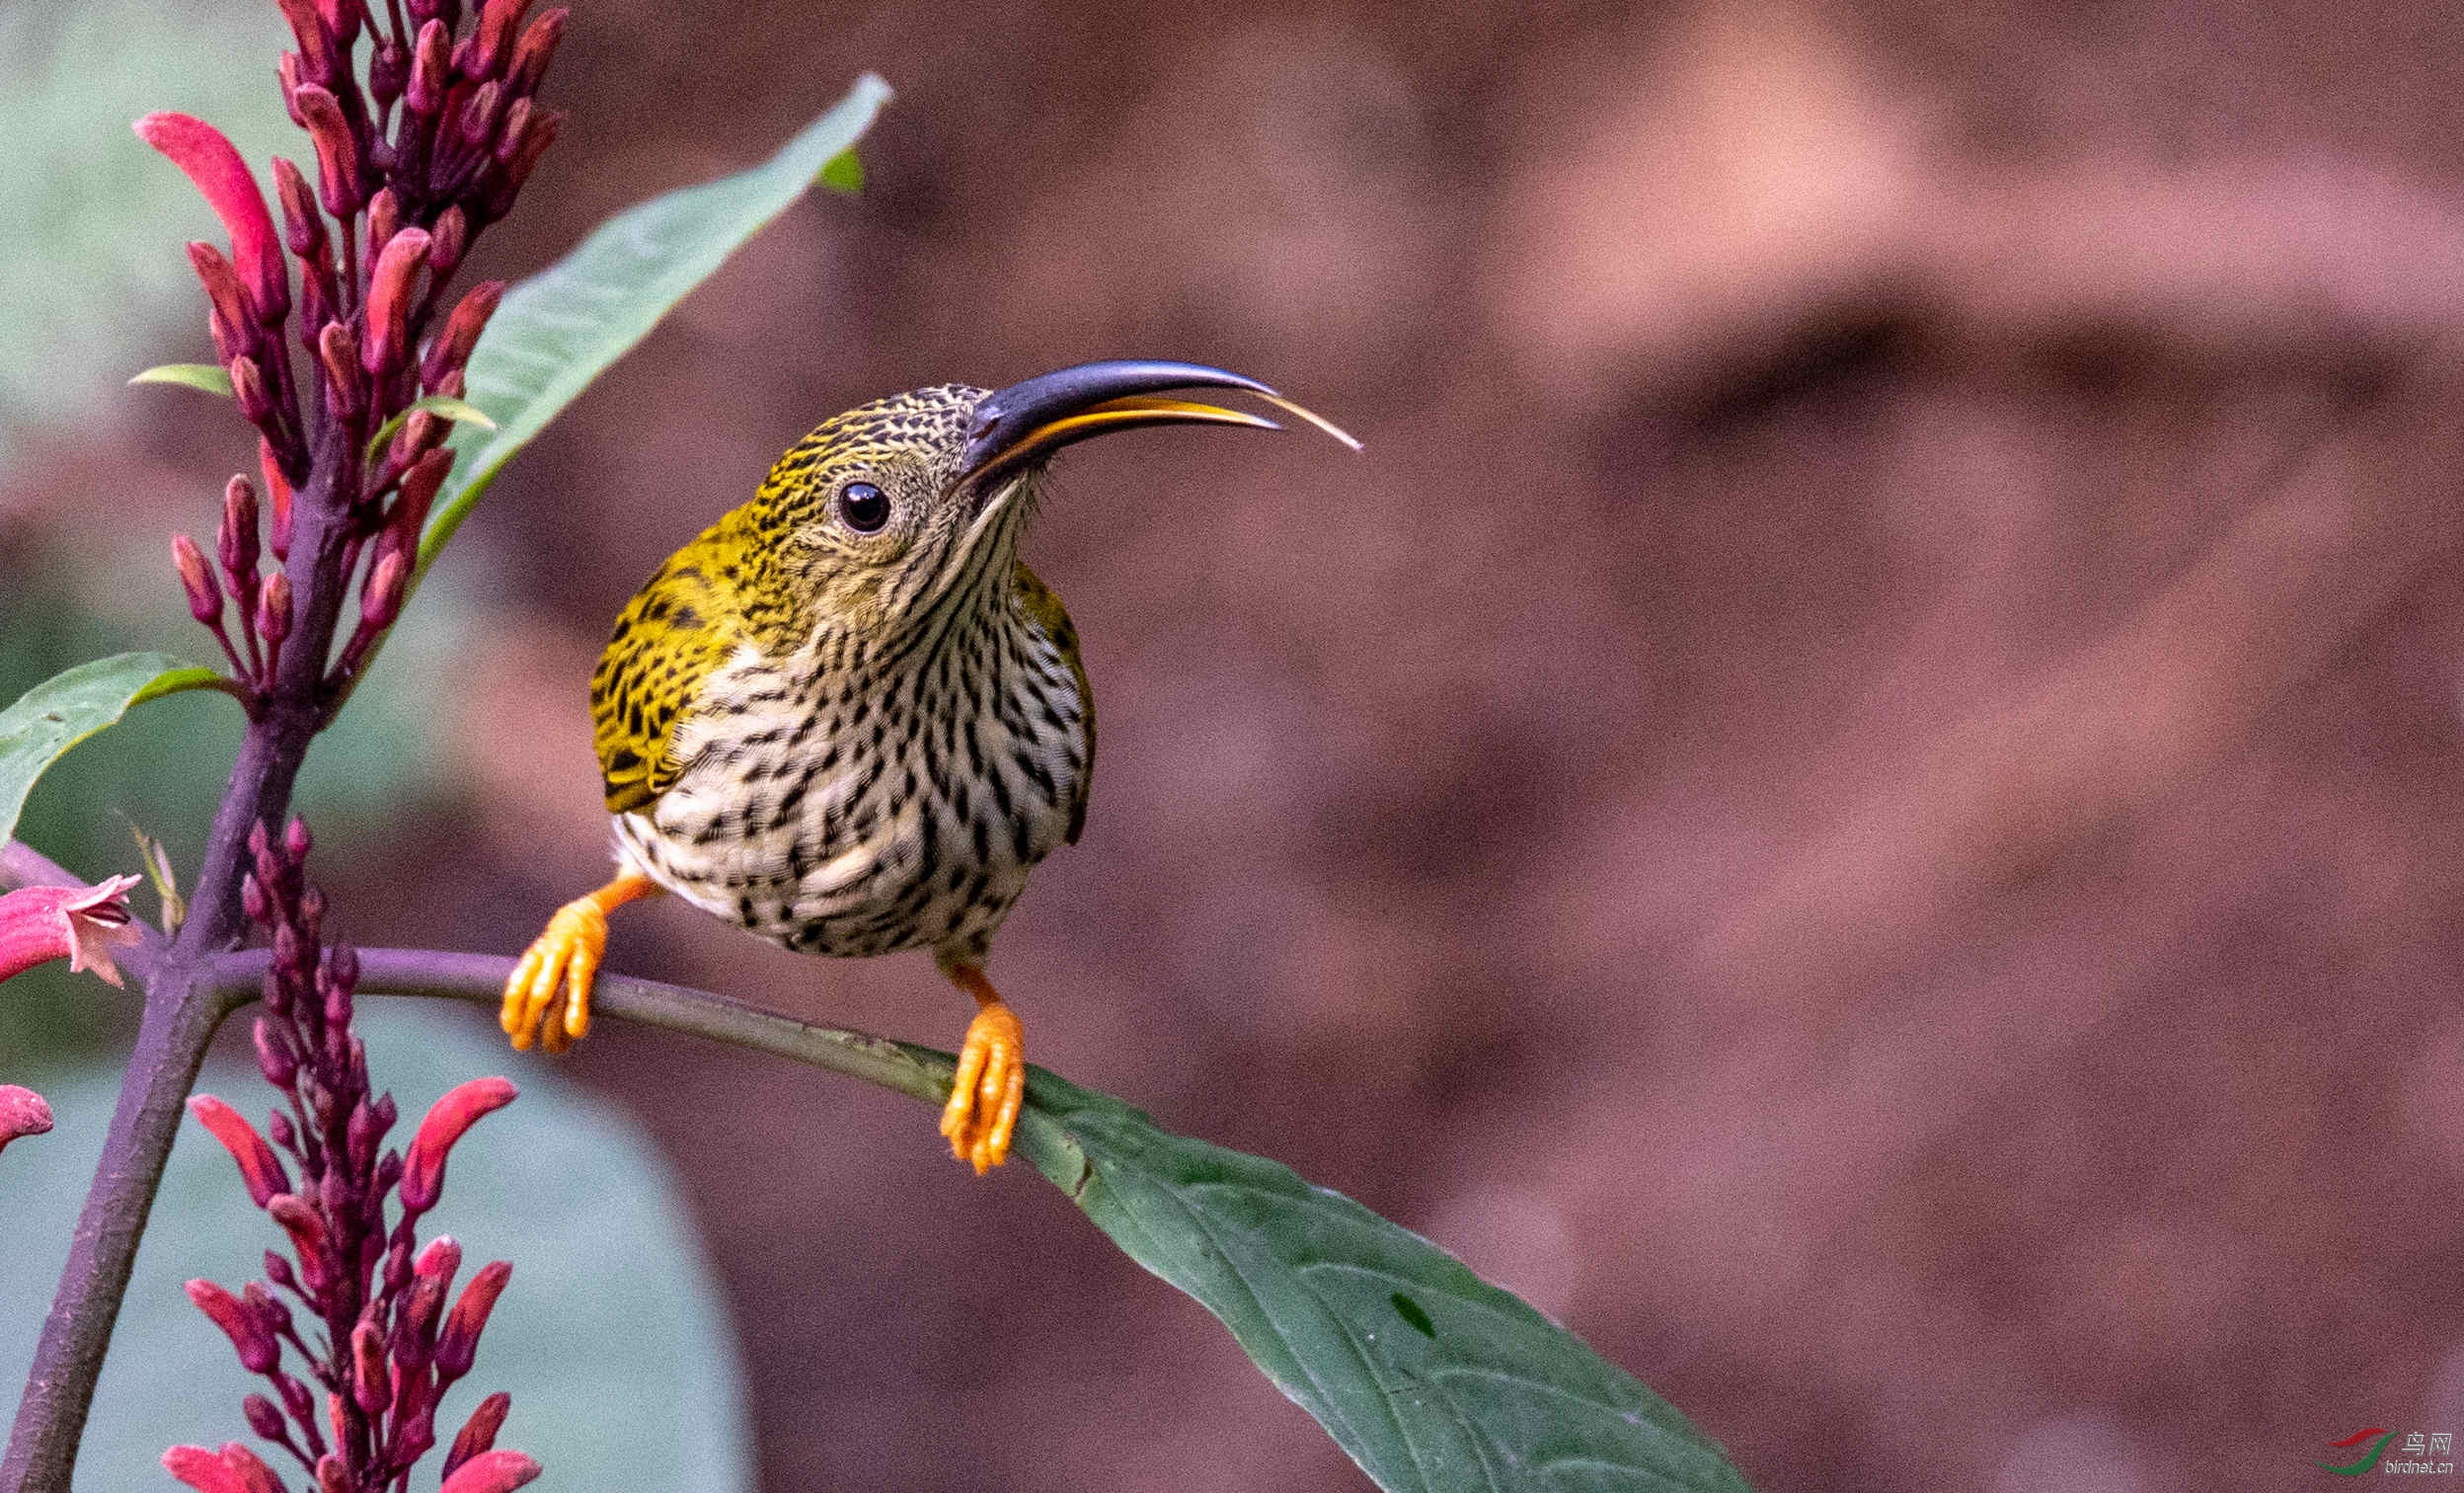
[960, 359, 1358, 490]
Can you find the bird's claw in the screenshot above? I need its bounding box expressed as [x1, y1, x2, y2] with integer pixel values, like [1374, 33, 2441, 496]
[500, 897, 608, 1054]
[939, 999, 1025, 1173]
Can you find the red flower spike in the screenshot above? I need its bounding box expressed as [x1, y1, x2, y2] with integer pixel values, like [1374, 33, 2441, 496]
[186, 1096, 291, 1207]
[361, 227, 432, 378]
[260, 438, 294, 559]
[174, 535, 224, 626]
[441, 1392, 509, 1480]
[424, 279, 504, 389]
[163, 1445, 254, 1493]
[433, 1259, 510, 1376]
[136, 114, 288, 327]
[186, 1279, 278, 1374]
[438, 1449, 540, 1493]
[400, 1077, 515, 1213]
[290, 86, 363, 217]
[508, 9, 568, 98]
[217, 1442, 286, 1493]
[0, 1085, 51, 1157]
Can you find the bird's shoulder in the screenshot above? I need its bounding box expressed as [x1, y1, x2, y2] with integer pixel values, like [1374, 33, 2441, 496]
[590, 513, 795, 815]
[1012, 560, 1095, 844]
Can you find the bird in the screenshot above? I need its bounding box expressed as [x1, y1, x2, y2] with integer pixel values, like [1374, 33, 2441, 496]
[500, 360, 1356, 1171]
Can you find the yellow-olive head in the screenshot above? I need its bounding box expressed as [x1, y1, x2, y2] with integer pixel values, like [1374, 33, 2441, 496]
[745, 360, 1358, 633]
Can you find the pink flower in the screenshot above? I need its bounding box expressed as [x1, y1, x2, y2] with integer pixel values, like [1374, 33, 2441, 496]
[0, 876, 143, 988]
[133, 114, 288, 326]
[0, 1085, 51, 1157]
[400, 1076, 516, 1213]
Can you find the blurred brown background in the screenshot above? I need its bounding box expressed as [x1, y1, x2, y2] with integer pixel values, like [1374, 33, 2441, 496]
[15, 0, 2464, 1488]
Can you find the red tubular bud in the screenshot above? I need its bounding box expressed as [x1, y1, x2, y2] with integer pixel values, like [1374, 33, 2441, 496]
[314, 0, 359, 49]
[136, 114, 288, 326]
[360, 549, 410, 633]
[277, 53, 307, 126]
[469, 0, 533, 78]
[0, 1086, 50, 1157]
[274, 0, 336, 83]
[441, 1394, 510, 1481]
[361, 228, 432, 377]
[493, 97, 532, 166]
[162, 1446, 253, 1493]
[243, 1281, 292, 1338]
[429, 204, 469, 280]
[423, 279, 503, 389]
[350, 1320, 388, 1413]
[185, 1280, 277, 1374]
[316, 1451, 348, 1493]
[400, 1077, 516, 1214]
[458, 81, 503, 151]
[496, 107, 562, 196]
[366, 190, 402, 268]
[369, 39, 407, 110]
[291, 86, 363, 217]
[242, 1394, 285, 1442]
[173, 535, 224, 626]
[259, 572, 293, 654]
[267, 1194, 329, 1286]
[286, 816, 312, 861]
[187, 1095, 290, 1206]
[229, 355, 273, 424]
[219, 1443, 284, 1493]
[439, 1449, 541, 1493]
[253, 1015, 298, 1087]
[433, 1259, 510, 1377]
[508, 8, 567, 97]
[220, 474, 260, 580]
[395, 449, 452, 537]
[316, 321, 365, 419]
[408, 20, 450, 116]
[270, 157, 325, 259]
[185, 243, 254, 360]
[259, 438, 294, 560]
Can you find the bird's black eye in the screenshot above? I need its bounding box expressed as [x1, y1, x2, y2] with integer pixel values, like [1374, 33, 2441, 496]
[837, 481, 889, 533]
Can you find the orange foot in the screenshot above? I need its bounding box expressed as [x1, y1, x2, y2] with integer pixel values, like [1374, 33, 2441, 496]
[938, 963, 1025, 1173]
[501, 873, 659, 1054]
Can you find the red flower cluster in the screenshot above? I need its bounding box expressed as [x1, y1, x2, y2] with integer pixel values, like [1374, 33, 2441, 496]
[142, 0, 566, 706]
[169, 821, 534, 1493]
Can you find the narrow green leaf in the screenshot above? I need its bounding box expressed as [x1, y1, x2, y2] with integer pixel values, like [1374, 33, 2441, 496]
[416, 73, 893, 579]
[126, 363, 234, 397]
[818, 147, 865, 194]
[363, 393, 500, 464]
[0, 655, 224, 849]
[1014, 1074, 1755, 1493]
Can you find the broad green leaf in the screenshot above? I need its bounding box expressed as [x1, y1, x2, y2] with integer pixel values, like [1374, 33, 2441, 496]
[818, 147, 864, 194]
[1015, 1073, 1755, 1493]
[363, 392, 499, 463]
[125, 362, 233, 397]
[417, 73, 893, 579]
[0, 653, 223, 848]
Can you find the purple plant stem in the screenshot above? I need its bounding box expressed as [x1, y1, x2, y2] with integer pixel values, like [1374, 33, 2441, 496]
[0, 444, 358, 1493]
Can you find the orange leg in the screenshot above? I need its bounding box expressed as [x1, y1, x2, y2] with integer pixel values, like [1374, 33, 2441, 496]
[938, 963, 1025, 1174]
[500, 872, 661, 1054]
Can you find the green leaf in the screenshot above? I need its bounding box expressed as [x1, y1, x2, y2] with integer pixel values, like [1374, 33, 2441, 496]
[417, 73, 893, 579]
[0, 653, 223, 849]
[125, 362, 233, 397]
[818, 146, 864, 194]
[363, 392, 500, 464]
[1013, 1074, 1757, 1493]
